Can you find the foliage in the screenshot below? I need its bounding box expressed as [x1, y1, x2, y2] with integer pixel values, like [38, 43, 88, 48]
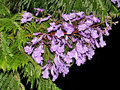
[0, 71, 25, 90]
[0, 0, 11, 18]
[0, 0, 120, 90]
[73, 0, 120, 21]
[0, 14, 30, 71]
[22, 62, 60, 90]
[5, 0, 120, 21]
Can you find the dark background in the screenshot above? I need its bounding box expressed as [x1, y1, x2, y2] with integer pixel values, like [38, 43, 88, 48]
[55, 18, 120, 90]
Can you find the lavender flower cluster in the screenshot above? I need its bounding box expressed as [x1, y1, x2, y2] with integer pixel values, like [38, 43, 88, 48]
[23, 8, 112, 81]
[111, 0, 120, 8]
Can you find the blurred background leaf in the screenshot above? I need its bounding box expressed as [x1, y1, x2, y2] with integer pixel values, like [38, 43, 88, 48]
[2, 0, 119, 21]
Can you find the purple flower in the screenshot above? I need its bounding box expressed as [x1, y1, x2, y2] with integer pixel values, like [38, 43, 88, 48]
[99, 36, 106, 47]
[75, 41, 88, 54]
[31, 37, 39, 45]
[82, 37, 90, 43]
[21, 17, 32, 23]
[21, 12, 33, 24]
[38, 35, 44, 42]
[49, 22, 61, 30]
[74, 52, 84, 66]
[57, 52, 65, 58]
[50, 40, 59, 52]
[32, 54, 43, 64]
[117, 0, 120, 7]
[80, 31, 88, 37]
[77, 55, 86, 66]
[50, 22, 56, 26]
[113, 21, 119, 25]
[53, 54, 69, 77]
[82, 45, 88, 54]
[47, 22, 61, 32]
[42, 68, 49, 79]
[47, 26, 54, 32]
[31, 35, 43, 45]
[68, 13, 76, 20]
[57, 44, 65, 53]
[62, 38, 66, 44]
[64, 55, 72, 64]
[91, 29, 99, 38]
[23, 9, 113, 81]
[76, 11, 84, 17]
[71, 36, 78, 42]
[55, 28, 64, 38]
[24, 45, 33, 55]
[34, 8, 44, 16]
[36, 19, 39, 22]
[85, 15, 93, 19]
[84, 29, 90, 34]
[51, 64, 59, 81]
[104, 28, 109, 36]
[67, 49, 76, 58]
[21, 18, 27, 24]
[40, 15, 51, 23]
[32, 44, 44, 64]
[51, 40, 64, 53]
[111, 0, 116, 4]
[62, 66, 69, 77]
[62, 13, 69, 21]
[75, 58, 83, 66]
[85, 19, 93, 26]
[22, 12, 32, 18]
[86, 48, 95, 60]
[111, 0, 120, 8]
[95, 40, 100, 48]
[66, 42, 73, 49]
[63, 22, 74, 34]
[111, 0, 120, 7]
[54, 24, 61, 30]
[105, 19, 111, 30]
[92, 16, 100, 23]
[54, 55, 62, 69]
[33, 32, 41, 36]
[63, 22, 69, 29]
[67, 27, 74, 34]
[46, 34, 51, 40]
[65, 35, 68, 40]
[71, 17, 81, 22]
[34, 8, 44, 12]
[42, 64, 49, 70]
[78, 24, 88, 31]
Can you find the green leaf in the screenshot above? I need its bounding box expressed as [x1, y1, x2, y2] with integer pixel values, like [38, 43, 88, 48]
[0, 12, 34, 72]
[43, 53, 49, 63]
[43, 45, 54, 64]
[22, 62, 61, 90]
[4, 0, 120, 19]
[0, 71, 25, 90]
[0, 1, 11, 18]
